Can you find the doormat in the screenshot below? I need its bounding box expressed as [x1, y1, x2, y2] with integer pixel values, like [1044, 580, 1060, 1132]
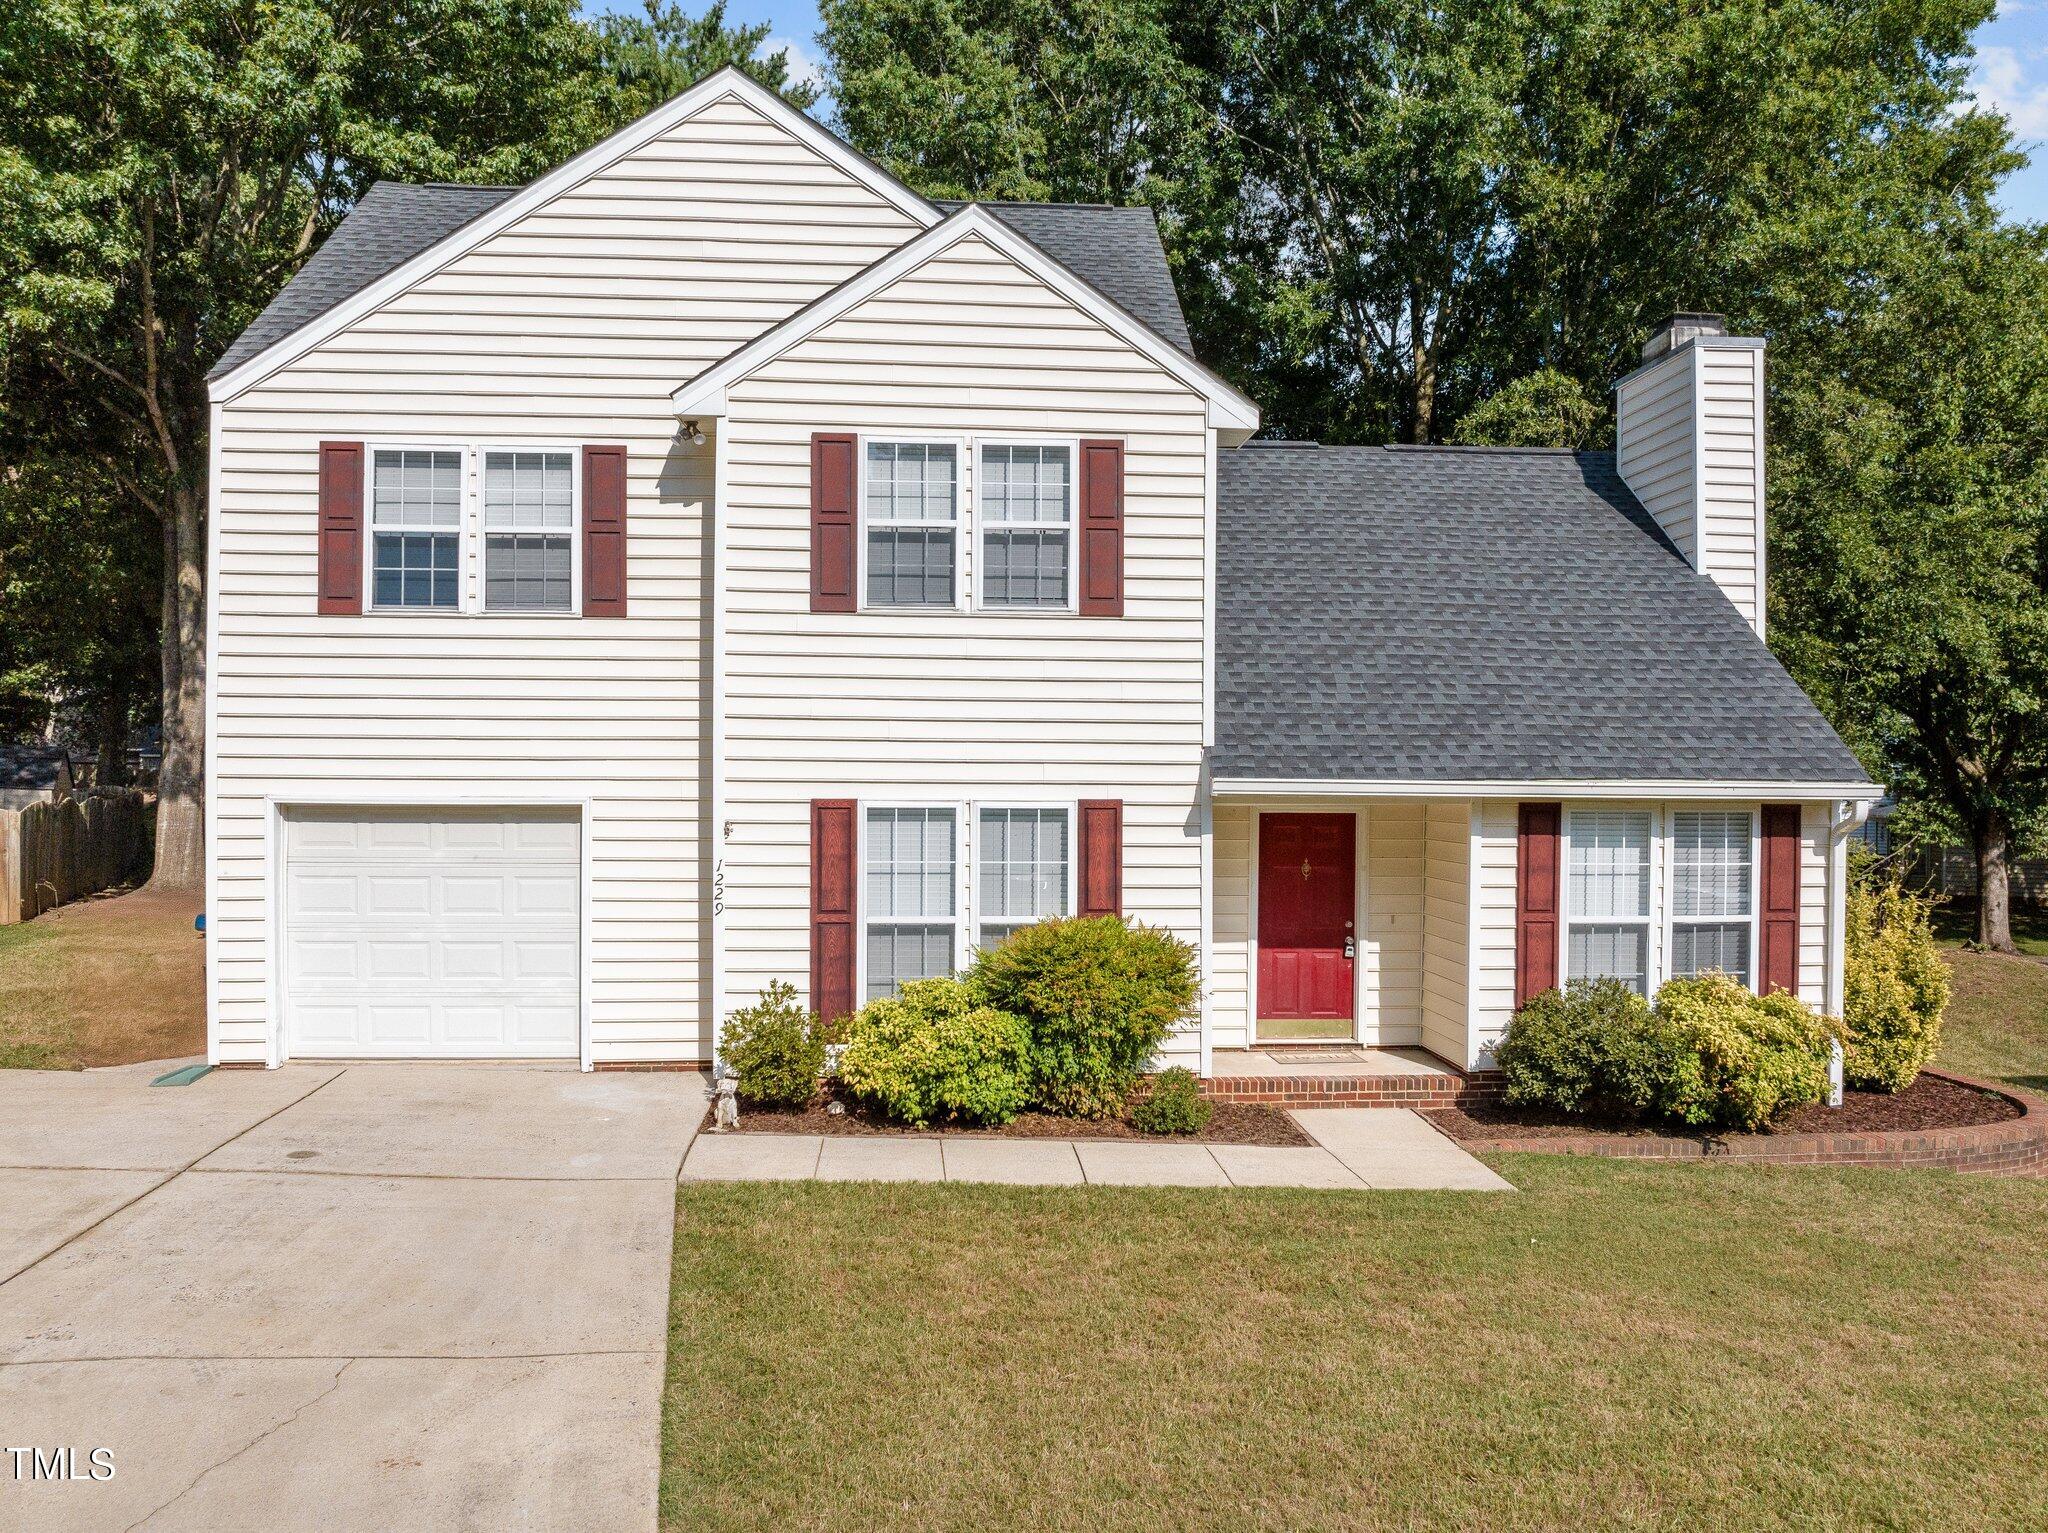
[1257, 1047, 1371, 1064]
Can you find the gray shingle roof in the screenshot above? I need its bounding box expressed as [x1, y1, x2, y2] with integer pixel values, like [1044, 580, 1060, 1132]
[208, 183, 518, 381]
[1215, 445, 1872, 786]
[934, 201, 1193, 356]
[0, 745, 70, 790]
[211, 184, 1194, 382]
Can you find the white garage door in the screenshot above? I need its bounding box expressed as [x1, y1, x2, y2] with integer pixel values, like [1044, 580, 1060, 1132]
[284, 809, 580, 1058]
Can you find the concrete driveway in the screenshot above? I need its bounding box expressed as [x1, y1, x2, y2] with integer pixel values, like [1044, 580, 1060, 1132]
[0, 1060, 705, 1532]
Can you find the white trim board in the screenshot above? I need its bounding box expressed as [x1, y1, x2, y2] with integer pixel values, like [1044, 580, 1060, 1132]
[670, 205, 1262, 437]
[1211, 777, 1883, 802]
[206, 67, 941, 404]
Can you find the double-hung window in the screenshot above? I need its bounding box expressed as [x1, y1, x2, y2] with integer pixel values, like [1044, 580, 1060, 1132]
[483, 450, 576, 613]
[864, 442, 958, 607]
[1565, 810, 1653, 995]
[370, 449, 462, 611]
[979, 443, 1072, 608]
[863, 807, 959, 1000]
[977, 806, 1070, 948]
[1672, 811, 1754, 984]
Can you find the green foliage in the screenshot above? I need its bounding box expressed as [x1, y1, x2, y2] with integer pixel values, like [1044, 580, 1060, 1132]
[1131, 1066, 1212, 1135]
[969, 916, 1199, 1117]
[1449, 368, 1604, 449]
[1843, 877, 1951, 1092]
[1500, 975, 1841, 1131]
[595, 1, 822, 121]
[1494, 978, 1691, 1120]
[1652, 975, 1841, 1132]
[720, 981, 825, 1108]
[837, 977, 1034, 1126]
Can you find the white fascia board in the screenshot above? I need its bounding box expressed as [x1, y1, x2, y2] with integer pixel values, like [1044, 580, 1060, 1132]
[1210, 777, 1885, 802]
[207, 67, 941, 404]
[671, 204, 1262, 432]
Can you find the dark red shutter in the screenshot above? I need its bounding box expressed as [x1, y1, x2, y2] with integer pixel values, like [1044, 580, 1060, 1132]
[1077, 799, 1123, 917]
[1760, 804, 1801, 996]
[1078, 438, 1124, 616]
[811, 799, 857, 1026]
[316, 441, 364, 615]
[1515, 803, 1562, 1006]
[811, 432, 857, 612]
[582, 445, 628, 616]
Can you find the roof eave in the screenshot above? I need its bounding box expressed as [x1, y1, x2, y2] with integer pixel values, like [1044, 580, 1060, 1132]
[1209, 775, 1884, 801]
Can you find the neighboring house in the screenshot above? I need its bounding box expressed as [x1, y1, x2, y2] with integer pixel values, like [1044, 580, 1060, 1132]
[0, 745, 73, 811]
[203, 69, 1879, 1073]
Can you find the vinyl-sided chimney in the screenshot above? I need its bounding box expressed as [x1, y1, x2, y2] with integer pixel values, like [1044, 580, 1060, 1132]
[1614, 314, 1768, 638]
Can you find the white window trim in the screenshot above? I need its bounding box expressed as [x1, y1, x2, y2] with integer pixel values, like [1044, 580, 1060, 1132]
[477, 443, 583, 618]
[362, 441, 585, 618]
[972, 435, 1081, 616]
[1561, 804, 1660, 997]
[1665, 805, 1761, 989]
[853, 797, 1079, 1003]
[855, 433, 969, 613]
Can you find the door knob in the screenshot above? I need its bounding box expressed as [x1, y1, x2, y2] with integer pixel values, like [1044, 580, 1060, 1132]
[1343, 936, 1356, 960]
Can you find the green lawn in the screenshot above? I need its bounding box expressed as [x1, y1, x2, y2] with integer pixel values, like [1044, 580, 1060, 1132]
[1929, 896, 2048, 957]
[0, 888, 203, 1069]
[664, 1162, 2048, 1532]
[1937, 946, 2048, 1094]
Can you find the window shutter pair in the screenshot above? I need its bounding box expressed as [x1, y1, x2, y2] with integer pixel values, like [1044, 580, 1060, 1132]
[808, 798, 1123, 1024]
[315, 442, 627, 614]
[807, 432, 1124, 613]
[1513, 801, 1803, 1005]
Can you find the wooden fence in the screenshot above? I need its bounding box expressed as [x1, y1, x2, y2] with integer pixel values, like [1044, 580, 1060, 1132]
[0, 790, 153, 924]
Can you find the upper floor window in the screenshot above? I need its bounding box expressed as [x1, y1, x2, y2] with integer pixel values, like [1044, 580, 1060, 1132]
[483, 451, 575, 613]
[1672, 811, 1753, 984]
[1565, 810, 1652, 995]
[370, 449, 462, 611]
[979, 444, 1072, 608]
[864, 442, 957, 607]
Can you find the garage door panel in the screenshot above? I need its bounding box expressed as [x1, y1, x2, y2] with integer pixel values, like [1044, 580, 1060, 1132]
[285, 810, 580, 1059]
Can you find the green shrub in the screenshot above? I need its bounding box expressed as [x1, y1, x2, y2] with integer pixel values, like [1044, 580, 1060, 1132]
[1131, 1066, 1212, 1135]
[1494, 978, 1687, 1119]
[1652, 975, 1841, 1131]
[1843, 878, 1950, 1092]
[837, 977, 1034, 1127]
[969, 916, 1199, 1117]
[719, 981, 825, 1108]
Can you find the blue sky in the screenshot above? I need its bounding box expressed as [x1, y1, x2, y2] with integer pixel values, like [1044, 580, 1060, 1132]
[593, 0, 2048, 224]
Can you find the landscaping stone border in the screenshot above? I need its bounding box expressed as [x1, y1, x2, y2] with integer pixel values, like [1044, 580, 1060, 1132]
[1434, 1070, 2048, 1178]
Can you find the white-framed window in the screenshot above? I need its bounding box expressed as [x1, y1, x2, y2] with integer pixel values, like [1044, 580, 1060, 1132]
[977, 805, 1071, 947]
[1671, 810, 1755, 984]
[862, 805, 960, 1000]
[1565, 809, 1653, 995]
[482, 449, 578, 613]
[863, 440, 960, 608]
[369, 447, 463, 611]
[977, 441, 1074, 610]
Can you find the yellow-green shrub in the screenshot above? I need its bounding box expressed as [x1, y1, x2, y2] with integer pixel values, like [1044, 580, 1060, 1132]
[1843, 879, 1950, 1092]
[837, 978, 1033, 1127]
[1652, 975, 1842, 1131]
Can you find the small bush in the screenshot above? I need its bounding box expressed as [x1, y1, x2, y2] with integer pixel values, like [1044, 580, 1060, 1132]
[1494, 978, 1686, 1120]
[1653, 975, 1841, 1132]
[1131, 1066, 1212, 1135]
[969, 916, 1199, 1117]
[837, 977, 1033, 1127]
[1843, 878, 1950, 1092]
[720, 981, 825, 1108]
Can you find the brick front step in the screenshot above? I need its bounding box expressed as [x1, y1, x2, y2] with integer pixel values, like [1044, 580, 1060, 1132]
[1203, 1070, 1504, 1108]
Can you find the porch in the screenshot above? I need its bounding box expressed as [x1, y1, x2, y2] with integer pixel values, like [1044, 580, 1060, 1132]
[1205, 1042, 1493, 1109]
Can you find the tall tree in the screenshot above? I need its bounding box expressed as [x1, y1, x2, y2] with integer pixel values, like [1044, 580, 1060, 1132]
[0, 1, 608, 886]
[595, 1, 823, 119]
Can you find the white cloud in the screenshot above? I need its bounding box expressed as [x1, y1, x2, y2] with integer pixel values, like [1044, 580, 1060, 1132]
[1974, 44, 2048, 139]
[763, 34, 826, 92]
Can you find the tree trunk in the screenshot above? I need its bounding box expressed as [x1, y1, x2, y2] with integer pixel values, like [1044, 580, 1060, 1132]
[150, 479, 206, 888]
[1409, 291, 1436, 443]
[1972, 811, 2016, 953]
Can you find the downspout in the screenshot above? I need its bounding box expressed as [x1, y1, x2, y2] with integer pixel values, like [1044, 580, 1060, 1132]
[1824, 797, 1875, 1106]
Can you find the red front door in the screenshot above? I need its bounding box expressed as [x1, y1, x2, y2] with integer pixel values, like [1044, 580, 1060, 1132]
[1257, 813, 1356, 1030]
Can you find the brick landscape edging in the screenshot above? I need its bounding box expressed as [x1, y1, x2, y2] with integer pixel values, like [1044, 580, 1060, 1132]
[1201, 1069, 1506, 1108]
[1437, 1069, 2048, 1178]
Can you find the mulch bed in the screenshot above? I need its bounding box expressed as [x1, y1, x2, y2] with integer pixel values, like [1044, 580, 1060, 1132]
[1424, 1073, 2021, 1147]
[704, 1087, 1312, 1146]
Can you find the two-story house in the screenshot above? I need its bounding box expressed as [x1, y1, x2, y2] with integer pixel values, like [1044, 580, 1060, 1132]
[203, 69, 1878, 1084]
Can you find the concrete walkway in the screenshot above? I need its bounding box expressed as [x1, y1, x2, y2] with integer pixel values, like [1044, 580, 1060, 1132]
[682, 1107, 1512, 1191]
[0, 1059, 705, 1533]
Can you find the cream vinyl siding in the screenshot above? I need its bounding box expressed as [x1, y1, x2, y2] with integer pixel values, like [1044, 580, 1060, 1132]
[1364, 803, 1425, 1047]
[1211, 804, 1253, 1051]
[207, 94, 924, 1065]
[1419, 802, 1471, 1065]
[1615, 339, 1766, 637]
[718, 234, 1209, 1066]
[1469, 801, 1521, 1066]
